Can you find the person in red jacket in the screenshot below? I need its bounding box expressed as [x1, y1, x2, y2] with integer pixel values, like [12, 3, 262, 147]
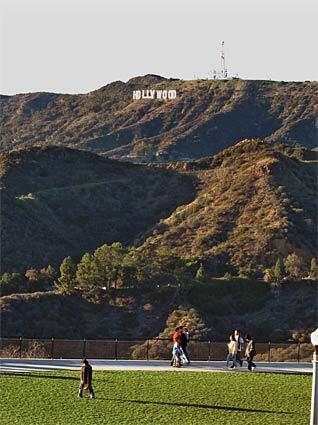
[173, 327, 181, 344]
[170, 327, 181, 366]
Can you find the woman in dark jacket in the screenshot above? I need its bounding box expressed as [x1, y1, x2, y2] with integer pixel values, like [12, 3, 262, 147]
[245, 335, 256, 371]
[180, 327, 190, 364]
[78, 358, 95, 398]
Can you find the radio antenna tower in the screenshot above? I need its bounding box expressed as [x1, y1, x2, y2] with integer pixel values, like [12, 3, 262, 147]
[220, 41, 228, 78]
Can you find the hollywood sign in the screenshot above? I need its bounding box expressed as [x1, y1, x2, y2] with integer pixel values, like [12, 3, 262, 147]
[133, 89, 177, 100]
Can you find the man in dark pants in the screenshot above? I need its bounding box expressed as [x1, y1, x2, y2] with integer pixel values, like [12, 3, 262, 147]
[245, 335, 257, 371]
[78, 358, 95, 399]
[234, 329, 244, 367]
[180, 327, 190, 364]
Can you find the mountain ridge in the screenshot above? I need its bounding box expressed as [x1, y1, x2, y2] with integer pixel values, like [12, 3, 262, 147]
[1, 76, 317, 162]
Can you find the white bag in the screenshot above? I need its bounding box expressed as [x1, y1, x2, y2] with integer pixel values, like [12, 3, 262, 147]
[180, 348, 189, 365]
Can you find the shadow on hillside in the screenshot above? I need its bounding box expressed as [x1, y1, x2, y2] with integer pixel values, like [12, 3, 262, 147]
[2, 156, 199, 274]
[102, 398, 292, 415]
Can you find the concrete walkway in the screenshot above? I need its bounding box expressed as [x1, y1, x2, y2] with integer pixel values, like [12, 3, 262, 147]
[0, 359, 312, 375]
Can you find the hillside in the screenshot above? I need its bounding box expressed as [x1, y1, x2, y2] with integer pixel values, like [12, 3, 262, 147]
[0, 146, 196, 273]
[1, 279, 315, 342]
[140, 140, 318, 270]
[0, 76, 317, 162]
[1, 140, 317, 274]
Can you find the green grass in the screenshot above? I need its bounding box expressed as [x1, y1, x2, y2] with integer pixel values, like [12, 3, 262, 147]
[0, 371, 311, 425]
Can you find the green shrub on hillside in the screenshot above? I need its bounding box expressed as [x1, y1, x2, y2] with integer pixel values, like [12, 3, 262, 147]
[284, 253, 307, 280]
[0, 266, 56, 296]
[187, 278, 270, 319]
[310, 258, 318, 280]
[0, 273, 27, 296]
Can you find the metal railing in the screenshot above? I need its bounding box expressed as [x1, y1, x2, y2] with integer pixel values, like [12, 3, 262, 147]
[0, 337, 313, 362]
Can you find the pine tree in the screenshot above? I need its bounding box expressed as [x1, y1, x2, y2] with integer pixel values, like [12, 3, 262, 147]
[75, 253, 97, 292]
[125, 247, 150, 286]
[310, 258, 318, 280]
[117, 264, 137, 288]
[284, 253, 306, 280]
[45, 265, 57, 281]
[274, 258, 284, 283]
[40, 265, 57, 286]
[93, 243, 125, 290]
[56, 256, 76, 294]
[195, 263, 206, 283]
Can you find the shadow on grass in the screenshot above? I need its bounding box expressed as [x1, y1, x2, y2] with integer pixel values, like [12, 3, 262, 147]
[0, 372, 78, 381]
[101, 398, 292, 415]
[0, 364, 79, 372]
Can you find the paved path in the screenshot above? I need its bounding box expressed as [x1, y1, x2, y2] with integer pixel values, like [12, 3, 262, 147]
[0, 359, 312, 375]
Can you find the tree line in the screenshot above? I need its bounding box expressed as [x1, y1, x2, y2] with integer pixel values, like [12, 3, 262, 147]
[0, 245, 317, 298]
[0, 244, 200, 299]
[57, 244, 199, 300]
[263, 254, 317, 283]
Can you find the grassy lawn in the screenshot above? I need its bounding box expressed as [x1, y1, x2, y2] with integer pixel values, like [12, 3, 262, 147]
[0, 370, 311, 425]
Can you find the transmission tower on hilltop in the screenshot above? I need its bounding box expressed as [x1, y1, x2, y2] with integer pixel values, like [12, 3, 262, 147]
[220, 41, 228, 78]
[212, 41, 229, 80]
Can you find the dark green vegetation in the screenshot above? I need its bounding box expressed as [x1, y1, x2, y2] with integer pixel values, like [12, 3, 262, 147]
[1, 276, 315, 341]
[0, 371, 311, 425]
[0, 76, 317, 161]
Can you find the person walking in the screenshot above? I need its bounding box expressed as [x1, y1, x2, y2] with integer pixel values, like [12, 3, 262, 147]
[170, 327, 181, 366]
[234, 330, 244, 367]
[78, 358, 95, 399]
[172, 340, 182, 367]
[172, 327, 181, 345]
[183, 327, 190, 363]
[184, 327, 190, 342]
[226, 332, 238, 369]
[245, 335, 257, 371]
[180, 327, 190, 364]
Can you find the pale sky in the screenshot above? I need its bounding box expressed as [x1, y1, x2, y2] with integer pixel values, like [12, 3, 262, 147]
[0, 0, 317, 95]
